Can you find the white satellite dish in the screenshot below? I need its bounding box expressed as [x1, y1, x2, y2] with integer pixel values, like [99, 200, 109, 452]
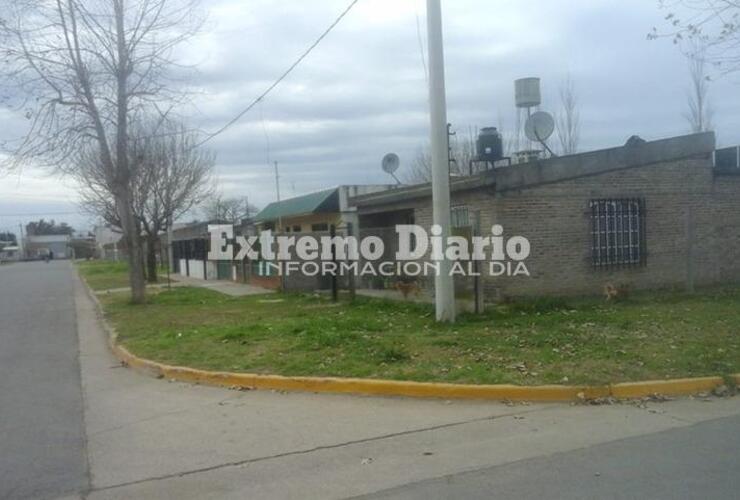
[382, 153, 401, 184]
[524, 111, 555, 143]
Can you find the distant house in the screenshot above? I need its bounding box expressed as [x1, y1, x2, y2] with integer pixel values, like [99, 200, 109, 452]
[349, 132, 740, 302]
[24, 234, 73, 259]
[171, 220, 216, 280]
[254, 185, 396, 234]
[93, 225, 124, 260]
[170, 219, 247, 281]
[0, 246, 21, 262]
[251, 185, 396, 289]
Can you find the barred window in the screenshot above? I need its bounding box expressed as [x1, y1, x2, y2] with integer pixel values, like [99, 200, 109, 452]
[451, 206, 470, 228]
[590, 198, 646, 267]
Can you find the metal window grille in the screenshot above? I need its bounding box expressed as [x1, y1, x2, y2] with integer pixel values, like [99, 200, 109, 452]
[589, 198, 646, 268]
[451, 206, 470, 228]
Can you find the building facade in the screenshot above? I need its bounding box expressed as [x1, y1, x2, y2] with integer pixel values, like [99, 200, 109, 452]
[24, 235, 73, 259]
[350, 132, 740, 301]
[251, 185, 396, 290]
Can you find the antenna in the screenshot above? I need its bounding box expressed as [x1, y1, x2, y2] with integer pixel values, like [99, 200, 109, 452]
[524, 111, 557, 157]
[381, 153, 401, 184]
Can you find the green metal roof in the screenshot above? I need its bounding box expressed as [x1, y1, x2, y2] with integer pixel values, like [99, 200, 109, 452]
[254, 188, 339, 222]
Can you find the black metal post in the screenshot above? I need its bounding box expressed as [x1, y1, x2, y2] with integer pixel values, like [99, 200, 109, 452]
[330, 225, 338, 302]
[346, 222, 356, 302]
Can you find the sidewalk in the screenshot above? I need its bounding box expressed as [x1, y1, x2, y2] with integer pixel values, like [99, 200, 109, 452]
[166, 273, 275, 297]
[73, 270, 740, 499]
[96, 274, 275, 297]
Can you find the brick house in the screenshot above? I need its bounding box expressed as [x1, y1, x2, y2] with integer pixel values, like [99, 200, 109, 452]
[349, 132, 740, 301]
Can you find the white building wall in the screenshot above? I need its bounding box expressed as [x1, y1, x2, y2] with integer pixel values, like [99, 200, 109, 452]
[206, 261, 218, 280]
[188, 259, 205, 279]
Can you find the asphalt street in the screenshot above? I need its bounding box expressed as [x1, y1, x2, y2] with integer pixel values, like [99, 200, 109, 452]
[0, 261, 89, 500]
[360, 414, 740, 500]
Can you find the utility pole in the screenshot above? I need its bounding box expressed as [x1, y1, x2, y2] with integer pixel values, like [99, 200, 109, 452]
[274, 161, 282, 231]
[18, 223, 25, 260]
[426, 0, 455, 322]
[167, 216, 173, 289]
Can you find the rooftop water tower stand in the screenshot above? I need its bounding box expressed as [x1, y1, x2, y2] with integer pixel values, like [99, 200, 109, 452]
[515, 77, 541, 153]
[515, 77, 541, 116]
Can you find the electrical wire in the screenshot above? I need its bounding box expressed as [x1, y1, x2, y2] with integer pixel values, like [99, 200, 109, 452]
[0, 211, 82, 217]
[415, 3, 428, 84]
[196, 0, 361, 147]
[259, 98, 272, 167]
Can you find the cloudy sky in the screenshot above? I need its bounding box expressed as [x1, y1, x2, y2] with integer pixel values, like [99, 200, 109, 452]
[1, 0, 739, 234]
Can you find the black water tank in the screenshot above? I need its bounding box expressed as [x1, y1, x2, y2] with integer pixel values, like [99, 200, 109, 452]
[715, 146, 740, 171]
[477, 127, 503, 162]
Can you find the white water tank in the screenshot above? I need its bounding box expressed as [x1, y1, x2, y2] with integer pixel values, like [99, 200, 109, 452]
[515, 77, 541, 108]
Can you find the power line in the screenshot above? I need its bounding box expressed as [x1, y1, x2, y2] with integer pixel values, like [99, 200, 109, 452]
[415, 6, 429, 84]
[0, 211, 82, 217]
[259, 99, 272, 167]
[196, 0, 361, 147]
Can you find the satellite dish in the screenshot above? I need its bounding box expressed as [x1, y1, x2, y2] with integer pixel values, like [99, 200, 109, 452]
[382, 153, 401, 184]
[524, 111, 555, 143]
[382, 153, 400, 175]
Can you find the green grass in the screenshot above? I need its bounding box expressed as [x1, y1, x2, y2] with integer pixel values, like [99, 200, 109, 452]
[77, 260, 175, 291]
[77, 260, 132, 290]
[92, 284, 740, 386]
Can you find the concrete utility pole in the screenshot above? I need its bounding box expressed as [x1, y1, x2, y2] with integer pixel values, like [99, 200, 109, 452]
[274, 161, 282, 231]
[167, 217, 174, 289]
[426, 0, 455, 322]
[18, 223, 25, 259]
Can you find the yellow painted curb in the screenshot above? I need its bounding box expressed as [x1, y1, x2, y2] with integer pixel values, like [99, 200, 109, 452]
[609, 377, 725, 399]
[111, 342, 609, 401]
[80, 272, 734, 403]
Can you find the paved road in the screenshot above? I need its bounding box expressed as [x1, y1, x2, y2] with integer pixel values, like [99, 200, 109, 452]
[0, 261, 88, 500]
[360, 414, 740, 500]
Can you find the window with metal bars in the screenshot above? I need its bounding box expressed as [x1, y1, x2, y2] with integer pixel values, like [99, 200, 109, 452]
[451, 206, 470, 228]
[589, 198, 646, 268]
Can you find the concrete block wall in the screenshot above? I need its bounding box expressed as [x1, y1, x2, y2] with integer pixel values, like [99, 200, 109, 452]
[357, 154, 740, 301]
[470, 156, 740, 299]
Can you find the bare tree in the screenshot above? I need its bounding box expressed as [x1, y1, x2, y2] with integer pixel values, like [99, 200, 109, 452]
[650, 0, 740, 75]
[79, 119, 214, 283]
[684, 45, 715, 133]
[405, 127, 479, 183]
[201, 195, 258, 224]
[555, 75, 581, 155]
[497, 112, 518, 159]
[0, 0, 202, 303]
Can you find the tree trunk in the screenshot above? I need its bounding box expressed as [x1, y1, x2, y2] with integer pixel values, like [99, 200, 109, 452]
[116, 189, 146, 303]
[113, 0, 145, 304]
[146, 234, 158, 283]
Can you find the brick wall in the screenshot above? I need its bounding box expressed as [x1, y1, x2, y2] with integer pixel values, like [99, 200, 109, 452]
[358, 154, 740, 300]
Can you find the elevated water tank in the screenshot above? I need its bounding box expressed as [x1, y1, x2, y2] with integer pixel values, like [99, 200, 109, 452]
[515, 77, 541, 108]
[477, 127, 504, 162]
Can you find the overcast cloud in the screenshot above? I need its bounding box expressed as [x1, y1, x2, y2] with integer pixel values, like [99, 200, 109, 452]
[1, 0, 739, 233]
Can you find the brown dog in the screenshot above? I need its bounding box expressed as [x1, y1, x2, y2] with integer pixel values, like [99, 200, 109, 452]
[395, 281, 421, 299]
[604, 283, 630, 301]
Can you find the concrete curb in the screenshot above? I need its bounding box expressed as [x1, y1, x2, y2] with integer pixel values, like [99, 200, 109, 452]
[80, 273, 738, 402]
